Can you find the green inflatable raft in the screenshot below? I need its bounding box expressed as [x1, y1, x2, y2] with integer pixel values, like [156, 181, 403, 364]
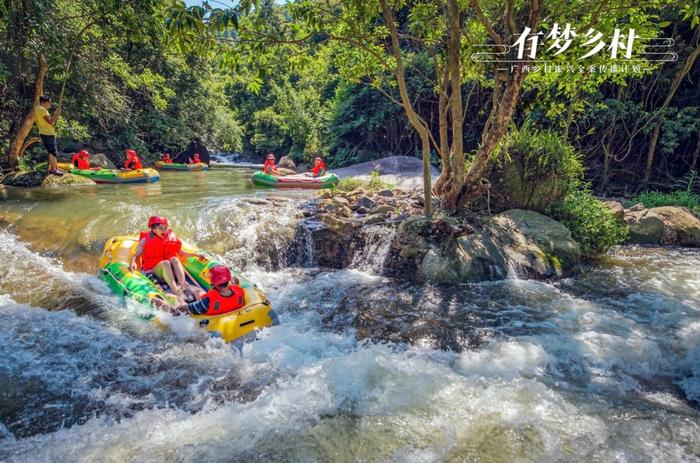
[251, 171, 339, 189]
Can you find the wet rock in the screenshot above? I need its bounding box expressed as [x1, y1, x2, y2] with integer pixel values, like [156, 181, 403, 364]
[369, 204, 394, 215]
[377, 189, 394, 197]
[603, 200, 625, 221]
[293, 218, 352, 268]
[653, 206, 700, 246]
[2, 170, 47, 187]
[90, 153, 116, 169]
[362, 213, 386, 225]
[627, 202, 645, 212]
[357, 196, 376, 210]
[355, 206, 370, 215]
[318, 190, 334, 199]
[389, 210, 580, 284]
[278, 155, 296, 171]
[42, 172, 94, 187]
[626, 210, 665, 244]
[347, 187, 367, 197]
[490, 209, 581, 279]
[267, 196, 294, 204]
[318, 213, 361, 237]
[331, 197, 350, 207]
[242, 197, 271, 206]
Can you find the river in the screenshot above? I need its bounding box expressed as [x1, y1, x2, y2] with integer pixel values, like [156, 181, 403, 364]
[0, 169, 698, 462]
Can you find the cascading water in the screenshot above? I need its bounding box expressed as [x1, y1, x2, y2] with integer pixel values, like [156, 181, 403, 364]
[0, 169, 699, 461]
[349, 224, 397, 275]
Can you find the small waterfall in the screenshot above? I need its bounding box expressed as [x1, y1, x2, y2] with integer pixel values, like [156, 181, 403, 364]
[349, 225, 397, 275]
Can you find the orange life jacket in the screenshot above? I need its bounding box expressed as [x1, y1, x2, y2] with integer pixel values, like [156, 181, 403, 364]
[201, 285, 246, 315]
[138, 230, 181, 271]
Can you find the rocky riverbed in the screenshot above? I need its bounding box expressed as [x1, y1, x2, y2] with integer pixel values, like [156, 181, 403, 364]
[288, 188, 700, 285]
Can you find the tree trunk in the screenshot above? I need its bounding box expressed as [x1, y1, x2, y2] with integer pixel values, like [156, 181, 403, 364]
[441, 0, 541, 211]
[643, 36, 700, 186]
[8, 54, 47, 169]
[379, 0, 432, 216]
[434, 65, 451, 195]
[440, 0, 466, 208]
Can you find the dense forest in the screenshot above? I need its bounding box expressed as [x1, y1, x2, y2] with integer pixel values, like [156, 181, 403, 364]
[1, 0, 699, 199]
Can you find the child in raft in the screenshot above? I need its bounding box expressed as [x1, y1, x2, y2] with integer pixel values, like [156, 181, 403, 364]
[262, 153, 280, 175]
[71, 147, 91, 170]
[156, 265, 246, 316]
[129, 216, 203, 302]
[124, 149, 143, 170]
[188, 153, 202, 164]
[306, 156, 327, 177]
[161, 153, 173, 164]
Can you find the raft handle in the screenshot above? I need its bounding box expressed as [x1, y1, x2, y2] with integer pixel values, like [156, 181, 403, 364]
[239, 320, 255, 327]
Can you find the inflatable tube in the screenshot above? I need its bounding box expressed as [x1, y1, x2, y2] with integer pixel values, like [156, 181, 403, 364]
[154, 161, 209, 171]
[98, 236, 278, 343]
[251, 171, 339, 189]
[58, 163, 160, 184]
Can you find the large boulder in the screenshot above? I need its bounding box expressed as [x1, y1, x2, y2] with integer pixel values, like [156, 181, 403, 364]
[625, 209, 665, 244]
[390, 210, 580, 284]
[489, 209, 581, 278]
[42, 172, 94, 187]
[624, 206, 700, 246]
[89, 153, 116, 169]
[602, 200, 625, 221]
[292, 217, 353, 268]
[1, 170, 47, 187]
[174, 140, 210, 165]
[278, 155, 296, 172]
[652, 206, 700, 246]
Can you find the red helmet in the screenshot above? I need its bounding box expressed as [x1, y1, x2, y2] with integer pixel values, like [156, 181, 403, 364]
[147, 216, 169, 228]
[209, 265, 232, 286]
[125, 149, 137, 158]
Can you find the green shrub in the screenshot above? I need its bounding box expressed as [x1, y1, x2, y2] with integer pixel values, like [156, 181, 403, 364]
[549, 187, 628, 256]
[629, 190, 700, 210]
[334, 170, 394, 192]
[487, 124, 583, 213]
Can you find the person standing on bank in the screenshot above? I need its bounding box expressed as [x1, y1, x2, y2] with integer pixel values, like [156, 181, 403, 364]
[34, 95, 64, 176]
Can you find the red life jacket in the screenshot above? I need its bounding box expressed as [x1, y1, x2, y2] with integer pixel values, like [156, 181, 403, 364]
[201, 285, 246, 315]
[311, 161, 327, 177]
[72, 151, 90, 170]
[263, 160, 276, 174]
[125, 156, 143, 170]
[138, 230, 181, 271]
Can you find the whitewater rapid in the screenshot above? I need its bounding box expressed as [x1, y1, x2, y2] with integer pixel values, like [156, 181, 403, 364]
[0, 170, 698, 461]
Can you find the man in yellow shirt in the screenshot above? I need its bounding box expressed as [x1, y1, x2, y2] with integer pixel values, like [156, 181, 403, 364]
[34, 95, 63, 176]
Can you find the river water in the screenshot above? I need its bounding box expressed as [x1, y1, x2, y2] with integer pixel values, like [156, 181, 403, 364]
[0, 169, 698, 462]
